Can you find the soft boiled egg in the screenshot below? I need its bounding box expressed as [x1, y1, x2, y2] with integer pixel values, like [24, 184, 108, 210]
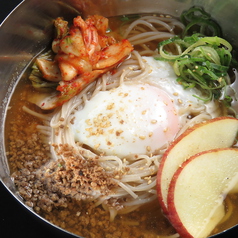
[70, 56, 201, 158]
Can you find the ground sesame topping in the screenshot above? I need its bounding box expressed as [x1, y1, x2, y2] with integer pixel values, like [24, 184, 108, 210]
[116, 130, 123, 136]
[106, 103, 115, 110]
[142, 110, 147, 115]
[146, 146, 151, 152]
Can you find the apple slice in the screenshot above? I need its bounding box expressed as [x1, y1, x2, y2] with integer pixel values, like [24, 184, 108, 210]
[157, 117, 238, 213]
[167, 148, 238, 238]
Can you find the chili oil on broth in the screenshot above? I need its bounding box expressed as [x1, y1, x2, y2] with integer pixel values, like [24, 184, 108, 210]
[4, 13, 237, 238]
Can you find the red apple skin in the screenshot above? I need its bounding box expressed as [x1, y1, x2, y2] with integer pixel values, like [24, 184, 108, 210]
[157, 119, 211, 214]
[166, 147, 238, 238]
[157, 140, 177, 214]
[156, 116, 238, 215]
[166, 153, 198, 238]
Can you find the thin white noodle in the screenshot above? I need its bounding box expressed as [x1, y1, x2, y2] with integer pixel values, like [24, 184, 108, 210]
[126, 169, 157, 179]
[125, 178, 156, 192]
[108, 208, 118, 222]
[120, 175, 143, 183]
[98, 156, 124, 171]
[128, 31, 172, 41]
[123, 16, 176, 38]
[36, 125, 51, 136]
[117, 205, 141, 215]
[22, 105, 52, 121]
[146, 18, 175, 32]
[128, 32, 175, 45]
[122, 194, 157, 206]
[117, 181, 138, 199]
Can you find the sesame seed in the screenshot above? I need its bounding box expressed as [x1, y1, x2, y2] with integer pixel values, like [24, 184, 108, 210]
[146, 146, 151, 152]
[108, 129, 114, 134]
[116, 130, 123, 136]
[107, 103, 114, 110]
[85, 119, 92, 126]
[94, 144, 100, 149]
[86, 127, 93, 132]
[102, 116, 108, 121]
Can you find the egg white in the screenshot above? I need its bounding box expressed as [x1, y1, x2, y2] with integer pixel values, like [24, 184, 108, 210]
[141, 56, 201, 110]
[70, 57, 203, 158]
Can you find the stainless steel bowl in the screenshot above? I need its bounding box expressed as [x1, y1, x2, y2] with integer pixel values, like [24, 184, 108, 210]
[1, 0, 238, 237]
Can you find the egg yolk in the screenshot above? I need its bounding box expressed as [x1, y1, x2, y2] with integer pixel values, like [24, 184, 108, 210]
[71, 83, 180, 157]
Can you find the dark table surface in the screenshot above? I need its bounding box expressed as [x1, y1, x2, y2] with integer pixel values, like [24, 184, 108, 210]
[0, 1, 238, 238]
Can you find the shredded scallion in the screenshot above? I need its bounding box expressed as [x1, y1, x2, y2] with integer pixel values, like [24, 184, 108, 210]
[180, 6, 222, 38]
[156, 34, 232, 101]
[156, 6, 238, 106]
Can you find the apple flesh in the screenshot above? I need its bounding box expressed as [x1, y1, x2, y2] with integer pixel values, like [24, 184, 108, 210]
[167, 148, 238, 238]
[157, 117, 238, 213]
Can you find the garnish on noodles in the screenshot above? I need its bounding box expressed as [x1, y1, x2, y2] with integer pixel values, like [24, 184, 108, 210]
[157, 34, 233, 101]
[156, 6, 238, 111]
[29, 15, 133, 110]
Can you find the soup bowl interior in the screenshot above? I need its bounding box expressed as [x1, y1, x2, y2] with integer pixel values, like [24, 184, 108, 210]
[1, 0, 238, 237]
